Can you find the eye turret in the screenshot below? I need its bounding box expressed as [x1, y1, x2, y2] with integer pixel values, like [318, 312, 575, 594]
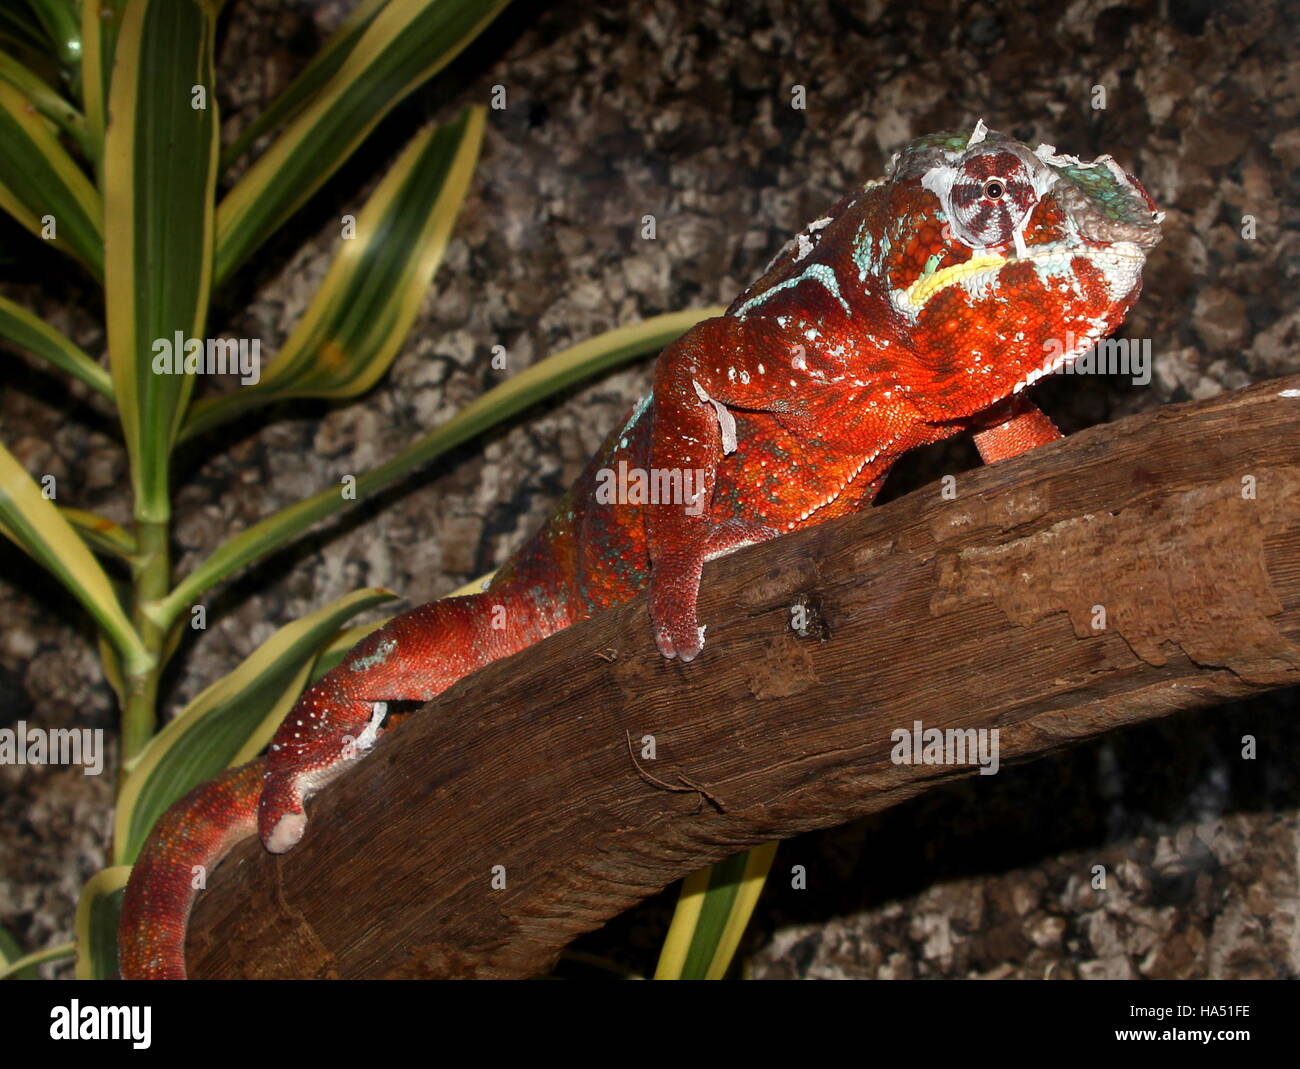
[946, 150, 1037, 250]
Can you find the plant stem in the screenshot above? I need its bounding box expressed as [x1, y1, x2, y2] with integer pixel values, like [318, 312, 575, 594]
[122, 516, 169, 763]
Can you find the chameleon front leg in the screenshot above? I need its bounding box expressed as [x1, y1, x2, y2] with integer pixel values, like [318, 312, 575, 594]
[969, 394, 1063, 463]
[647, 314, 823, 660]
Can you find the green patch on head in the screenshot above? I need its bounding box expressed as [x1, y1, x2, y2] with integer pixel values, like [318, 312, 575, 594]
[1052, 161, 1152, 225]
[912, 130, 974, 154]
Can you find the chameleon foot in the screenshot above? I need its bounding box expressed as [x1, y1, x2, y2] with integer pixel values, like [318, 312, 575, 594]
[258, 698, 387, 853]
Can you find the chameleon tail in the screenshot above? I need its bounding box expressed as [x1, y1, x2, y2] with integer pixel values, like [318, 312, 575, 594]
[119, 587, 566, 978]
[118, 761, 263, 979]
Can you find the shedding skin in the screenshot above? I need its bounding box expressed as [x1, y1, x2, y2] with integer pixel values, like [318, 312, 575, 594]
[119, 127, 1161, 978]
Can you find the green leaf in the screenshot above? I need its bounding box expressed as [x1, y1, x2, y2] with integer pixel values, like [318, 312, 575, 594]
[95, 627, 127, 708]
[0, 293, 111, 399]
[655, 843, 777, 979]
[103, 0, 219, 521]
[215, 0, 511, 286]
[60, 505, 135, 557]
[0, 76, 101, 278]
[79, 0, 127, 170]
[0, 938, 76, 979]
[74, 866, 129, 979]
[0, 440, 149, 673]
[158, 309, 721, 627]
[0, 936, 75, 979]
[219, 0, 388, 173]
[0, 49, 89, 153]
[185, 106, 486, 439]
[0, 926, 33, 979]
[114, 587, 396, 864]
[25, 0, 83, 90]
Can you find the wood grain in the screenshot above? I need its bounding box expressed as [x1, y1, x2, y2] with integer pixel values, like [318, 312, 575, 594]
[188, 375, 1300, 978]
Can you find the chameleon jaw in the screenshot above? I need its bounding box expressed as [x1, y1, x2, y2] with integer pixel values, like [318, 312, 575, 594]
[894, 240, 1149, 319]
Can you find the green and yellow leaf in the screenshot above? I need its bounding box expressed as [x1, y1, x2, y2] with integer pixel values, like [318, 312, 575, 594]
[95, 628, 127, 708]
[0, 49, 88, 151]
[60, 506, 135, 558]
[215, 0, 511, 285]
[79, 0, 127, 170]
[0, 76, 101, 277]
[74, 866, 129, 980]
[0, 293, 111, 399]
[184, 106, 486, 439]
[655, 842, 778, 979]
[0, 929, 74, 979]
[219, 0, 388, 173]
[0, 440, 148, 672]
[0, 941, 75, 983]
[103, 0, 219, 520]
[1, 926, 36, 979]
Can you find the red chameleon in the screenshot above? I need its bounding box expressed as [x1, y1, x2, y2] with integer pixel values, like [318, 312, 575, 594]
[118, 123, 1163, 978]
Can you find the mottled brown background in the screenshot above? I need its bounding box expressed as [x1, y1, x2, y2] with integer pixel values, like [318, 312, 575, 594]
[1, 0, 1296, 978]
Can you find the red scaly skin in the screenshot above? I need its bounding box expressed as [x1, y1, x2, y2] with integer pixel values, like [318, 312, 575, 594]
[119, 126, 1162, 977]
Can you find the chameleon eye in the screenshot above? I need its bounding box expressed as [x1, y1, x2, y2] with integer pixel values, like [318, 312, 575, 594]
[945, 151, 1037, 250]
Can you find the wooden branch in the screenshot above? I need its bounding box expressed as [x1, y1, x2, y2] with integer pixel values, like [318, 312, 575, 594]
[188, 375, 1300, 978]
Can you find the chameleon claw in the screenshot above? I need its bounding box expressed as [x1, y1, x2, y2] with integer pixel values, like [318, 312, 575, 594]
[654, 619, 706, 661]
[676, 626, 706, 662]
[265, 809, 307, 854]
[258, 769, 309, 853]
[655, 629, 677, 659]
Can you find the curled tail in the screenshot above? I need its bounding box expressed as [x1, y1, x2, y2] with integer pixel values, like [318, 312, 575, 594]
[117, 586, 567, 978]
[118, 762, 263, 979]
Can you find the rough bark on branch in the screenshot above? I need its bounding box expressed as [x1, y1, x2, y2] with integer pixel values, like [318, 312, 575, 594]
[188, 375, 1300, 978]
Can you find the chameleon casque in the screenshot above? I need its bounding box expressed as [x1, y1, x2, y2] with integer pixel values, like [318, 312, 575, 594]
[118, 123, 1162, 978]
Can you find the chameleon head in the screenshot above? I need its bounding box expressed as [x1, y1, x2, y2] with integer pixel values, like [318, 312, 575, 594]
[873, 122, 1163, 417]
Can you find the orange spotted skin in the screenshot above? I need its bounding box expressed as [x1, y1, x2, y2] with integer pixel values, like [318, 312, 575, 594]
[119, 127, 1161, 978]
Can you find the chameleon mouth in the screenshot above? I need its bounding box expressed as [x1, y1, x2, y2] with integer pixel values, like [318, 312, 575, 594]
[896, 241, 1148, 317]
[1011, 342, 1086, 395]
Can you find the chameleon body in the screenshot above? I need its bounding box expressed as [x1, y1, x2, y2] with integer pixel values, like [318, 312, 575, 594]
[118, 125, 1161, 978]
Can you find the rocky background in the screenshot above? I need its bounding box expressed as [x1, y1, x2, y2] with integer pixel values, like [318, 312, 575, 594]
[1, 0, 1296, 978]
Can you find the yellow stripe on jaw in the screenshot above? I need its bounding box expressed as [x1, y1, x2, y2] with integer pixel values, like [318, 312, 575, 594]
[900, 252, 1009, 312]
